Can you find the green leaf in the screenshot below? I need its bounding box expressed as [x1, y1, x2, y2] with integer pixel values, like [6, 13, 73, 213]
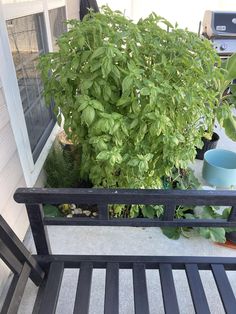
[221, 207, 231, 219]
[102, 57, 113, 77]
[80, 51, 91, 63]
[225, 53, 236, 81]
[116, 97, 131, 107]
[80, 79, 93, 91]
[77, 36, 86, 48]
[96, 151, 110, 161]
[112, 65, 121, 78]
[91, 47, 105, 60]
[93, 82, 101, 97]
[161, 227, 181, 240]
[199, 227, 226, 243]
[130, 205, 140, 218]
[127, 158, 139, 166]
[130, 119, 139, 129]
[223, 115, 236, 141]
[121, 123, 129, 136]
[90, 100, 104, 111]
[81, 106, 95, 126]
[140, 87, 150, 96]
[77, 102, 89, 112]
[43, 205, 62, 217]
[161, 54, 167, 66]
[122, 76, 133, 95]
[90, 62, 101, 72]
[141, 205, 155, 218]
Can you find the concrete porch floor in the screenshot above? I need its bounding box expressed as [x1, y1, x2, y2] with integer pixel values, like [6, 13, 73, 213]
[13, 125, 236, 313]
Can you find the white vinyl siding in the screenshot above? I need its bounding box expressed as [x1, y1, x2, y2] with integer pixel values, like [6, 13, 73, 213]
[0, 85, 28, 297]
[0, 0, 79, 298]
[0, 86, 27, 236]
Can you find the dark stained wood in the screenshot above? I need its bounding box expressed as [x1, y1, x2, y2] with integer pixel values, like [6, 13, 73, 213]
[44, 217, 236, 228]
[1, 263, 31, 314]
[38, 262, 64, 314]
[185, 264, 210, 314]
[32, 279, 47, 314]
[104, 263, 119, 314]
[163, 201, 176, 221]
[4, 188, 236, 314]
[98, 204, 108, 220]
[228, 206, 236, 221]
[0, 216, 44, 285]
[1, 275, 19, 314]
[0, 239, 22, 274]
[16, 188, 236, 229]
[211, 264, 236, 314]
[133, 263, 150, 314]
[73, 262, 93, 314]
[26, 204, 51, 256]
[34, 254, 236, 270]
[14, 188, 236, 206]
[159, 264, 179, 314]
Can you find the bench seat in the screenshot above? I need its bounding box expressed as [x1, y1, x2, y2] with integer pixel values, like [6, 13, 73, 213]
[33, 255, 236, 314]
[1, 188, 236, 314]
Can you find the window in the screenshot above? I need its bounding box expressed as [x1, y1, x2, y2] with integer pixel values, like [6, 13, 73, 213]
[49, 6, 67, 51]
[6, 14, 56, 162]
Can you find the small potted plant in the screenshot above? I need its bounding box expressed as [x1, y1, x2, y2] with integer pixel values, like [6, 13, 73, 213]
[196, 53, 236, 159]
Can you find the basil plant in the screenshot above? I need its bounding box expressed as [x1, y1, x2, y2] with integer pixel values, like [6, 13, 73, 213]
[39, 6, 228, 188]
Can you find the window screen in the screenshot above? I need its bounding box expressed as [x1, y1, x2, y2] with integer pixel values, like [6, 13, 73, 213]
[6, 14, 56, 162]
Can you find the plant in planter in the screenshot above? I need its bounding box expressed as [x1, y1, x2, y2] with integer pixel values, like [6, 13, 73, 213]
[196, 53, 236, 159]
[218, 54, 236, 140]
[39, 6, 225, 188]
[162, 205, 236, 243]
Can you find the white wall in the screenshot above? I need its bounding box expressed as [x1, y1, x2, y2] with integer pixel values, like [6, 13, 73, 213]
[0, 81, 29, 296]
[97, 0, 236, 32]
[66, 0, 80, 19]
[0, 0, 69, 298]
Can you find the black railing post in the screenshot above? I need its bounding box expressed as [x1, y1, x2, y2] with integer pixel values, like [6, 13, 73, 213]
[228, 206, 236, 221]
[26, 204, 51, 255]
[163, 201, 176, 221]
[98, 204, 108, 220]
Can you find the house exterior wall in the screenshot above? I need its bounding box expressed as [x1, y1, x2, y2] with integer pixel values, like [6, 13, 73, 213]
[66, 0, 80, 19]
[0, 80, 29, 295]
[0, 0, 80, 299]
[0, 80, 28, 238]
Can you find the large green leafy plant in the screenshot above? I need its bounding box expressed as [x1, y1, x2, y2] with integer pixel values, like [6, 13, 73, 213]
[219, 54, 236, 141]
[39, 7, 224, 188]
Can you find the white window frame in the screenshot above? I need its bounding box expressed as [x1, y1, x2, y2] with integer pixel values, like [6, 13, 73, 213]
[0, 0, 66, 186]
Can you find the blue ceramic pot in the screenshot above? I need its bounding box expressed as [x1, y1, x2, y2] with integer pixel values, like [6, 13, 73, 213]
[202, 149, 236, 187]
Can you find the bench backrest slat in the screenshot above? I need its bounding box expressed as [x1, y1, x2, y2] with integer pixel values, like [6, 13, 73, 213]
[14, 188, 236, 206]
[13, 188, 236, 255]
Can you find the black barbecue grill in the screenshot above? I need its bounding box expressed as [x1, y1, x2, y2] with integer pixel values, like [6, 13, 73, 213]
[202, 10, 236, 56]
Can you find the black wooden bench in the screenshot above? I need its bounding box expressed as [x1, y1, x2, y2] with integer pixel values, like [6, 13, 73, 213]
[1, 188, 236, 314]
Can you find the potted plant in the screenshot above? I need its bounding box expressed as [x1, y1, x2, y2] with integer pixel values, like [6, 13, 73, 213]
[38, 6, 229, 189]
[196, 53, 236, 159]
